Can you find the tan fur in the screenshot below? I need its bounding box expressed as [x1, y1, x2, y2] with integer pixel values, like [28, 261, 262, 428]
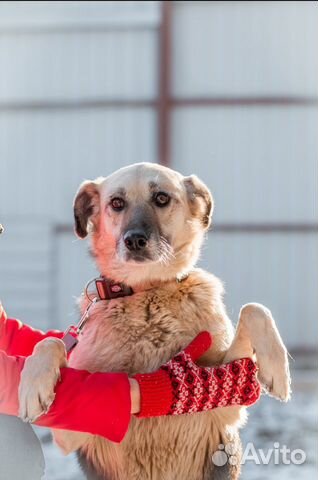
[59, 269, 245, 480]
[19, 163, 291, 480]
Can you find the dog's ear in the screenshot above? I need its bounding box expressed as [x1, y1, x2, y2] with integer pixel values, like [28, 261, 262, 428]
[183, 175, 214, 229]
[73, 179, 102, 238]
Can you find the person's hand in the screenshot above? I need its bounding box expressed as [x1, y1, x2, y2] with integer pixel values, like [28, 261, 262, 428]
[134, 332, 261, 417]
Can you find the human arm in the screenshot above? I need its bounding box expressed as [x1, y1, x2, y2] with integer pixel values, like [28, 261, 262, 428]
[0, 303, 63, 357]
[134, 331, 260, 417]
[1, 302, 260, 443]
[0, 349, 132, 442]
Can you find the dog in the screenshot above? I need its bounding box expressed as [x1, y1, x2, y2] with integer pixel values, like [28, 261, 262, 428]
[19, 163, 291, 480]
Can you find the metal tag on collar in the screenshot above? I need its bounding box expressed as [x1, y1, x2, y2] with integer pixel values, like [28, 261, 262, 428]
[95, 277, 133, 300]
[62, 298, 98, 353]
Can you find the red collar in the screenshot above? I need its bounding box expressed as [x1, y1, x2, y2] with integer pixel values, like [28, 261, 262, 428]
[94, 277, 134, 300]
[63, 277, 133, 353]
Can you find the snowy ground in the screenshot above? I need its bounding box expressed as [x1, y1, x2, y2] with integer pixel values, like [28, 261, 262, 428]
[35, 362, 317, 480]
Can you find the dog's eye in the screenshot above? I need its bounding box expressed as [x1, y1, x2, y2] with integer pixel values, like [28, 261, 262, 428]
[110, 198, 125, 211]
[154, 192, 170, 207]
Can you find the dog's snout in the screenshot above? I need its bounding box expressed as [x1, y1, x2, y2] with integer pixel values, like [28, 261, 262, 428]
[124, 229, 149, 251]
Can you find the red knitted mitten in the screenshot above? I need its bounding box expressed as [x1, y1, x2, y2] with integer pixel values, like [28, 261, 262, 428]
[134, 332, 260, 418]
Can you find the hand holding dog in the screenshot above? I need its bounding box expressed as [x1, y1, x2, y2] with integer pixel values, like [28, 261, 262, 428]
[134, 331, 261, 418]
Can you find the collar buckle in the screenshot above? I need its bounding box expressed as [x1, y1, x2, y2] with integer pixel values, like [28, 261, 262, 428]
[95, 277, 134, 300]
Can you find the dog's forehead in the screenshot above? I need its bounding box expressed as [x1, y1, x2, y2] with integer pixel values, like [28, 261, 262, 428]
[101, 164, 183, 199]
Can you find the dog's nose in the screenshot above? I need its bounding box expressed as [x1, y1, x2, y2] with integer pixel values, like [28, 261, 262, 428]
[124, 230, 148, 251]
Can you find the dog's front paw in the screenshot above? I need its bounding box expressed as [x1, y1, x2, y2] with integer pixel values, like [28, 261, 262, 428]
[19, 357, 60, 422]
[18, 338, 67, 423]
[257, 342, 291, 402]
[240, 303, 291, 402]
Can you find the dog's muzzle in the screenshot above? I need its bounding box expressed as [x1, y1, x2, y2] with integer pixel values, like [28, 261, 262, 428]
[124, 229, 149, 252]
[121, 227, 157, 263]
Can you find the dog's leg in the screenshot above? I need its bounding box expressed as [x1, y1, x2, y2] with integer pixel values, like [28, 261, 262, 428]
[77, 451, 106, 480]
[19, 337, 67, 422]
[207, 429, 242, 480]
[52, 429, 90, 455]
[223, 303, 291, 401]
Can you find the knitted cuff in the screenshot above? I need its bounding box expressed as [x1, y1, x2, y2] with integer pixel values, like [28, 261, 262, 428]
[133, 369, 173, 418]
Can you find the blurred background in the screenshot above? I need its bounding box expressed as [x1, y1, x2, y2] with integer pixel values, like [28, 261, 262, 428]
[0, 1, 317, 479]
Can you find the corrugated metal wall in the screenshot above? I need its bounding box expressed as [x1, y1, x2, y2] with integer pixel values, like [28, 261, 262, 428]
[0, 2, 159, 221]
[0, 1, 160, 328]
[0, 1, 317, 349]
[170, 1, 318, 350]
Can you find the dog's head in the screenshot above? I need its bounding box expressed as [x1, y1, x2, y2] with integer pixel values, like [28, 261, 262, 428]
[74, 163, 213, 285]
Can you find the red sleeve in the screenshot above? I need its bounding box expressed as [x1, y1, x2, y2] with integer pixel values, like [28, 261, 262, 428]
[0, 349, 131, 443]
[36, 368, 131, 443]
[0, 305, 63, 357]
[0, 350, 25, 416]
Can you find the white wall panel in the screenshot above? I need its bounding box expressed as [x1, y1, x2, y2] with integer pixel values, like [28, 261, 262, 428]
[199, 231, 318, 350]
[172, 106, 318, 223]
[0, 108, 157, 220]
[0, 29, 158, 102]
[0, 2, 160, 30]
[172, 1, 318, 97]
[0, 218, 52, 330]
